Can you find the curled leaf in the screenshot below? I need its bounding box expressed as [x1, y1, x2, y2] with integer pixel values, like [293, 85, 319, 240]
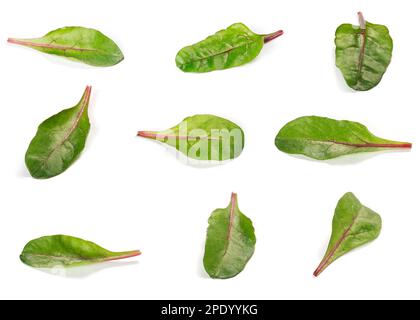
[275, 116, 411, 160]
[25, 86, 92, 179]
[176, 23, 283, 73]
[20, 235, 141, 268]
[314, 193, 381, 277]
[138, 114, 245, 161]
[203, 193, 256, 279]
[8, 27, 124, 67]
[335, 12, 393, 91]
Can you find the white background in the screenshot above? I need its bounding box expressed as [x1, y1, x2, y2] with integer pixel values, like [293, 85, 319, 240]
[0, 0, 418, 300]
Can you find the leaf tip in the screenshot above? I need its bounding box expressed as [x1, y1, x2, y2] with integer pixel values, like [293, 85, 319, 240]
[85, 85, 93, 95]
[129, 250, 142, 258]
[264, 30, 284, 43]
[231, 192, 238, 202]
[7, 38, 30, 47]
[313, 268, 321, 277]
[403, 143, 413, 149]
[313, 256, 330, 277]
[358, 12, 366, 29]
[82, 85, 93, 106]
[137, 131, 156, 139]
[107, 250, 142, 262]
[122, 250, 142, 260]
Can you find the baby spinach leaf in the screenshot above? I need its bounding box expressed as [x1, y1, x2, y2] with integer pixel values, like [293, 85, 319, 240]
[20, 235, 141, 268]
[275, 116, 411, 160]
[8, 27, 124, 67]
[335, 12, 393, 91]
[176, 23, 283, 72]
[314, 192, 381, 277]
[25, 86, 93, 179]
[138, 114, 245, 161]
[203, 193, 256, 279]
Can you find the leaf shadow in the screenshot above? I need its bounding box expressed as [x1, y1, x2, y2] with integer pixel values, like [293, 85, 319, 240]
[139, 138, 235, 169]
[197, 238, 208, 279]
[17, 164, 30, 178]
[317, 235, 331, 257]
[34, 261, 139, 279]
[7, 42, 96, 70]
[288, 148, 411, 166]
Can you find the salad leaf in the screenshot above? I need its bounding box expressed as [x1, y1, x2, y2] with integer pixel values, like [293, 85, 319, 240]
[25, 86, 92, 179]
[275, 116, 411, 160]
[8, 27, 124, 67]
[335, 12, 393, 91]
[20, 235, 141, 268]
[314, 193, 381, 277]
[176, 23, 283, 72]
[138, 114, 245, 161]
[203, 193, 256, 279]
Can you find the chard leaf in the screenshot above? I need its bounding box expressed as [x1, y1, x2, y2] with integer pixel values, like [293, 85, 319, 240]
[335, 12, 393, 91]
[176, 23, 283, 73]
[203, 193, 256, 279]
[8, 27, 124, 67]
[20, 235, 141, 268]
[25, 86, 93, 179]
[138, 114, 245, 161]
[314, 193, 381, 277]
[274, 116, 411, 160]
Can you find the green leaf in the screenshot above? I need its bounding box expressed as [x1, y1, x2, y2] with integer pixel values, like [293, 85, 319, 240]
[314, 192, 381, 277]
[138, 114, 245, 161]
[335, 12, 393, 91]
[20, 235, 141, 268]
[8, 27, 124, 67]
[274, 116, 411, 160]
[176, 23, 283, 73]
[203, 193, 256, 279]
[25, 86, 93, 179]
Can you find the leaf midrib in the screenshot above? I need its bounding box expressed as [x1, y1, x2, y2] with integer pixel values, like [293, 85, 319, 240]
[314, 216, 357, 276]
[9, 38, 98, 52]
[356, 28, 367, 84]
[22, 252, 89, 264]
[140, 132, 220, 141]
[277, 137, 410, 149]
[22, 250, 140, 265]
[214, 194, 237, 276]
[182, 37, 258, 65]
[32, 87, 91, 176]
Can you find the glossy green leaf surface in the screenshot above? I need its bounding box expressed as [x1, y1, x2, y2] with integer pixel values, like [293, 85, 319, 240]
[335, 12, 393, 91]
[314, 193, 381, 277]
[176, 23, 283, 72]
[25, 86, 92, 179]
[203, 193, 256, 279]
[8, 27, 124, 67]
[275, 116, 411, 160]
[138, 114, 245, 161]
[20, 235, 140, 268]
